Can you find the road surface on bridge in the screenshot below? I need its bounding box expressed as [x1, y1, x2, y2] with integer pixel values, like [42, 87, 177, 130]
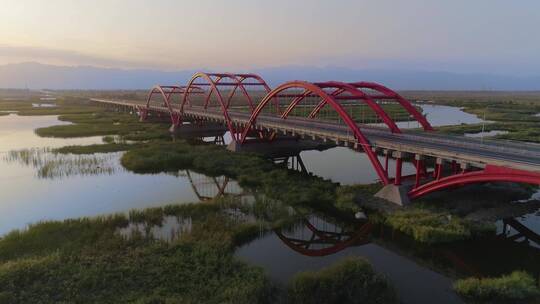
[91, 98, 540, 174]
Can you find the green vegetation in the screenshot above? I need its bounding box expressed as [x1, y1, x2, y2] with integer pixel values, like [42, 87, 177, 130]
[402, 91, 540, 143]
[2, 91, 540, 302]
[0, 97, 100, 116]
[453, 271, 540, 302]
[383, 209, 483, 244]
[0, 201, 275, 303]
[402, 91, 540, 106]
[0, 96, 170, 140]
[0, 199, 399, 304]
[338, 183, 496, 243]
[440, 121, 540, 143]
[54, 142, 138, 154]
[288, 256, 398, 304]
[4, 148, 118, 179]
[121, 141, 339, 210]
[122, 140, 490, 244]
[0, 93, 515, 244]
[35, 111, 170, 139]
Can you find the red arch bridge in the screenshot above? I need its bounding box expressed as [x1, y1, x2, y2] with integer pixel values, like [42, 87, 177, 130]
[91, 72, 540, 205]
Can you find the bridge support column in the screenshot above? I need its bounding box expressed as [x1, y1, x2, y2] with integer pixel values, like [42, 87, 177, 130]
[414, 154, 424, 188]
[139, 108, 149, 122]
[434, 158, 445, 180]
[393, 151, 404, 186]
[384, 149, 391, 172]
[169, 113, 182, 133]
[451, 160, 458, 174]
[460, 162, 470, 174]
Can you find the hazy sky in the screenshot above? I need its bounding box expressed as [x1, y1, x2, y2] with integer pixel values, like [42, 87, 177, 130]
[1, 0, 539, 75]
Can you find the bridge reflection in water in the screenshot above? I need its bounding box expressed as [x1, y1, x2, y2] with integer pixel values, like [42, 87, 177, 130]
[184, 170, 244, 201]
[275, 215, 372, 257]
[237, 210, 540, 304]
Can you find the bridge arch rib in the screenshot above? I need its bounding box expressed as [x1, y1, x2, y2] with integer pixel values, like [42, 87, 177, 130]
[144, 85, 184, 126]
[240, 80, 391, 184]
[144, 85, 204, 128]
[182, 72, 273, 142]
[409, 165, 540, 199]
[351, 82, 434, 131]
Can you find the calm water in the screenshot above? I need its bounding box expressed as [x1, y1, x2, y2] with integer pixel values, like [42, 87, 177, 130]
[373, 104, 487, 129]
[0, 114, 242, 235]
[418, 104, 485, 127]
[236, 215, 463, 304]
[0, 106, 539, 304]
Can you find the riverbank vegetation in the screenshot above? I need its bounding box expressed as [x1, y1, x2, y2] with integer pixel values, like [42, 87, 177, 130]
[0, 201, 275, 303]
[453, 271, 540, 303]
[1, 92, 539, 302]
[0, 198, 402, 303]
[3, 148, 119, 179]
[121, 141, 339, 211]
[402, 91, 540, 143]
[0, 96, 101, 116]
[35, 111, 170, 139]
[287, 256, 397, 304]
[0, 96, 512, 243]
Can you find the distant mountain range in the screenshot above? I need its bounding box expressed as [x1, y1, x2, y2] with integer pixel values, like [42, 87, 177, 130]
[1, 62, 540, 90]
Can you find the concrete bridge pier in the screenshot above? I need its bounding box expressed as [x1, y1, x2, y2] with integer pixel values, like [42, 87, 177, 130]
[375, 151, 412, 206]
[375, 184, 411, 206]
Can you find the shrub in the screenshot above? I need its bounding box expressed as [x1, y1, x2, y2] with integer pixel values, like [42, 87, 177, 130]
[287, 256, 397, 304]
[454, 271, 540, 302]
[385, 209, 471, 243]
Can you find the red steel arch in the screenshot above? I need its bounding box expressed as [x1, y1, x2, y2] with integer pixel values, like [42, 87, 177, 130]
[182, 72, 273, 142]
[409, 165, 540, 199]
[275, 218, 372, 257]
[182, 73, 238, 141]
[240, 80, 391, 184]
[144, 85, 204, 127]
[351, 82, 434, 131]
[144, 85, 183, 126]
[311, 81, 402, 133]
[140, 73, 540, 203]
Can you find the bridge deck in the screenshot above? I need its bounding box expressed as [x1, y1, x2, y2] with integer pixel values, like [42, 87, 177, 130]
[92, 98, 540, 173]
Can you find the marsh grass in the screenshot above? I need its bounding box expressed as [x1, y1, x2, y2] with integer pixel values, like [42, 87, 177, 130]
[54, 142, 138, 154]
[4, 148, 120, 178]
[120, 141, 503, 243]
[35, 111, 170, 139]
[411, 94, 540, 143]
[2, 93, 529, 246]
[121, 141, 338, 211]
[384, 209, 473, 243]
[0, 97, 101, 116]
[288, 256, 398, 304]
[453, 271, 540, 302]
[0, 201, 276, 303]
